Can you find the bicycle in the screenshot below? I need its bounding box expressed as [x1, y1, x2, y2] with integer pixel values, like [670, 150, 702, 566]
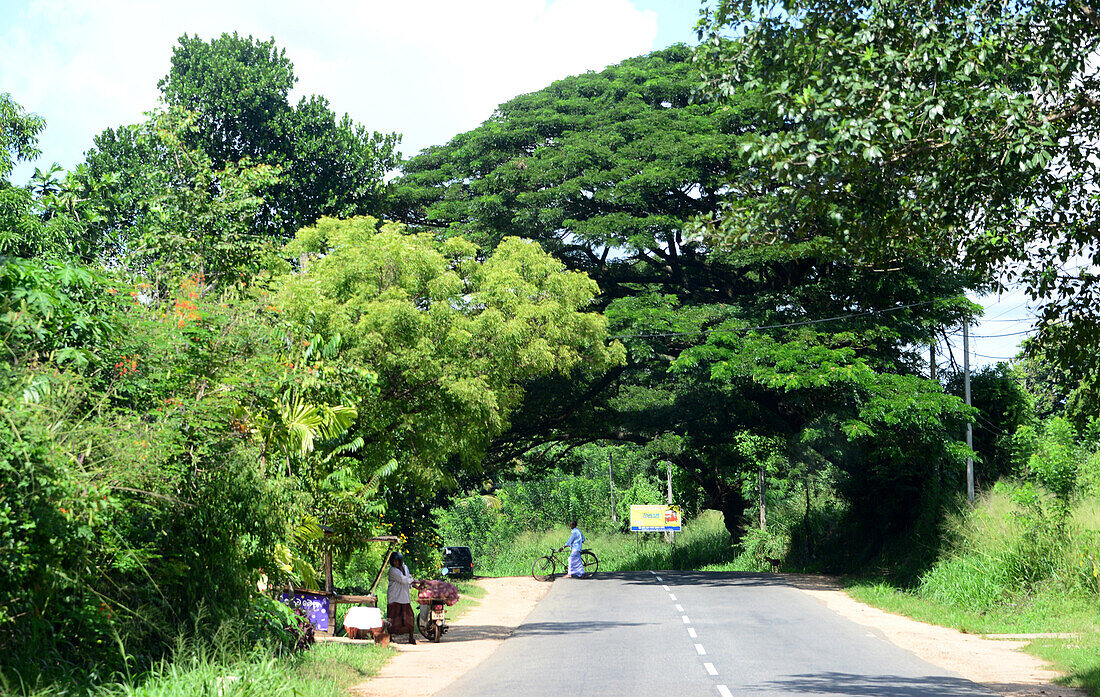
[531, 547, 598, 581]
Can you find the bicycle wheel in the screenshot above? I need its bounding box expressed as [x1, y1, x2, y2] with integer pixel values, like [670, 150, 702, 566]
[531, 555, 555, 582]
[580, 549, 599, 576]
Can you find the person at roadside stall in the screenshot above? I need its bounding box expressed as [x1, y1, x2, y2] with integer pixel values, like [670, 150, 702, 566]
[387, 552, 417, 644]
[560, 520, 585, 578]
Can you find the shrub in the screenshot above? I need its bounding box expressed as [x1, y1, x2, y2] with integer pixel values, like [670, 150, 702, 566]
[1011, 417, 1084, 507]
[614, 474, 664, 529]
[737, 524, 791, 571]
[246, 597, 315, 654]
[916, 484, 1100, 613]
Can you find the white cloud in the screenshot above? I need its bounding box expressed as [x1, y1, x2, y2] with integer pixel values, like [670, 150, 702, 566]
[0, 0, 659, 178]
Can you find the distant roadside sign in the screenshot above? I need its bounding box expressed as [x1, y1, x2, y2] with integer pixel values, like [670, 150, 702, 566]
[629, 504, 681, 532]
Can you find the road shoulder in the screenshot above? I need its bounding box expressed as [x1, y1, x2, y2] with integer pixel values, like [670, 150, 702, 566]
[784, 574, 1088, 697]
[349, 576, 549, 697]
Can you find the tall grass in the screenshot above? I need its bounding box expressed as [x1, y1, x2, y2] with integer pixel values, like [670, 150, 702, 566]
[848, 483, 1100, 696]
[471, 511, 738, 576]
[917, 485, 1100, 609]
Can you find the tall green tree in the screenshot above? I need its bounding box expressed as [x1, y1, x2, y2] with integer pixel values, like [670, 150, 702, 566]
[0, 95, 113, 260]
[0, 93, 43, 179]
[695, 0, 1100, 374]
[0, 94, 49, 257]
[276, 215, 625, 489]
[79, 108, 280, 287]
[159, 32, 400, 238]
[395, 46, 979, 541]
[80, 33, 400, 263]
[394, 45, 745, 295]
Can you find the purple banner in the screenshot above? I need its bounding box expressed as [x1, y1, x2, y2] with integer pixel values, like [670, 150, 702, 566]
[279, 591, 330, 631]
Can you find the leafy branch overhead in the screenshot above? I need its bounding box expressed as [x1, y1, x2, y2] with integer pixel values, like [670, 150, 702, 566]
[696, 0, 1100, 371]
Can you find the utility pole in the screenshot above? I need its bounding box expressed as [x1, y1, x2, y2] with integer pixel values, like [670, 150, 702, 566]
[609, 453, 616, 523]
[666, 461, 674, 544]
[963, 322, 974, 503]
[930, 344, 937, 382]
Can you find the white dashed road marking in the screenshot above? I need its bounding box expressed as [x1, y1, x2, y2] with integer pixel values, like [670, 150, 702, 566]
[655, 576, 663, 582]
[675, 604, 684, 612]
[682, 615, 691, 624]
[669, 593, 677, 601]
[688, 628, 697, 638]
[704, 663, 717, 676]
[695, 643, 707, 655]
[662, 585, 670, 591]
[717, 685, 732, 697]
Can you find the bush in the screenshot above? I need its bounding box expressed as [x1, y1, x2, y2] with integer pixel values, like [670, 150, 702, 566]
[1011, 417, 1085, 507]
[0, 279, 297, 689]
[915, 483, 1100, 612]
[736, 524, 791, 572]
[435, 495, 505, 563]
[245, 597, 314, 654]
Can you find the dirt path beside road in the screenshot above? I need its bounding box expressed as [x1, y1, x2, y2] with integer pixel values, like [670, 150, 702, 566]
[349, 576, 548, 697]
[785, 574, 1087, 697]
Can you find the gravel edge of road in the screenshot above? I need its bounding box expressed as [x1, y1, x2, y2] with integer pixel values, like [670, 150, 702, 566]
[348, 576, 550, 697]
[782, 574, 1089, 697]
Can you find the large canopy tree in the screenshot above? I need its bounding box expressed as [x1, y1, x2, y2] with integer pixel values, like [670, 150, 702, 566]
[695, 0, 1100, 376]
[394, 46, 978, 542]
[393, 44, 747, 298]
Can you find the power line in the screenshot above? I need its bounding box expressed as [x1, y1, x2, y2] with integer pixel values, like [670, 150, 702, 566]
[987, 301, 1027, 320]
[968, 330, 1033, 338]
[972, 352, 1019, 360]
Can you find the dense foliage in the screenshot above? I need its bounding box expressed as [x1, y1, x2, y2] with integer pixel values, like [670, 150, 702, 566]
[696, 0, 1100, 377]
[5, 12, 1100, 693]
[78, 33, 400, 264]
[0, 74, 616, 688]
[396, 45, 980, 555]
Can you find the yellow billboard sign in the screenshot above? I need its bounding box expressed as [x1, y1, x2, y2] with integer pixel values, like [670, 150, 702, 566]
[629, 504, 681, 532]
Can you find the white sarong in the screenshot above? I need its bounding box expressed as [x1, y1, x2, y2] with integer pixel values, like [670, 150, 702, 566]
[568, 550, 584, 577]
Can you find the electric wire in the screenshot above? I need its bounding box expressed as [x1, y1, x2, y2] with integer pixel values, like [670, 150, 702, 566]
[968, 329, 1034, 338]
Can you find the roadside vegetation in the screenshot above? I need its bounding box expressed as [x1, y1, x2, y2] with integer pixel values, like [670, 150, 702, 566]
[14, 632, 394, 697]
[847, 479, 1100, 695]
[4, 1, 1100, 695]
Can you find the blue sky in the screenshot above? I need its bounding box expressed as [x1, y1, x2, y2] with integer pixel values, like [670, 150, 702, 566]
[1, 0, 703, 176]
[0, 0, 1034, 365]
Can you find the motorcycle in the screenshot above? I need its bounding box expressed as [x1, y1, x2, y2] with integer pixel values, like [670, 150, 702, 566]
[414, 579, 457, 642]
[416, 595, 448, 642]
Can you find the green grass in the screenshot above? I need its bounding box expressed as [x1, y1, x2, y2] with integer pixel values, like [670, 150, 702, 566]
[846, 580, 1100, 695]
[473, 510, 737, 576]
[289, 641, 394, 692]
[841, 487, 1100, 696]
[15, 633, 398, 697]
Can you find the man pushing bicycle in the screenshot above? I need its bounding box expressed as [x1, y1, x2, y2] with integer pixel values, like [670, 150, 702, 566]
[560, 520, 586, 578]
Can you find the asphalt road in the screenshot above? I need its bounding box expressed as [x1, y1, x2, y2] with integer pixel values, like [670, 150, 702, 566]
[437, 570, 999, 697]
